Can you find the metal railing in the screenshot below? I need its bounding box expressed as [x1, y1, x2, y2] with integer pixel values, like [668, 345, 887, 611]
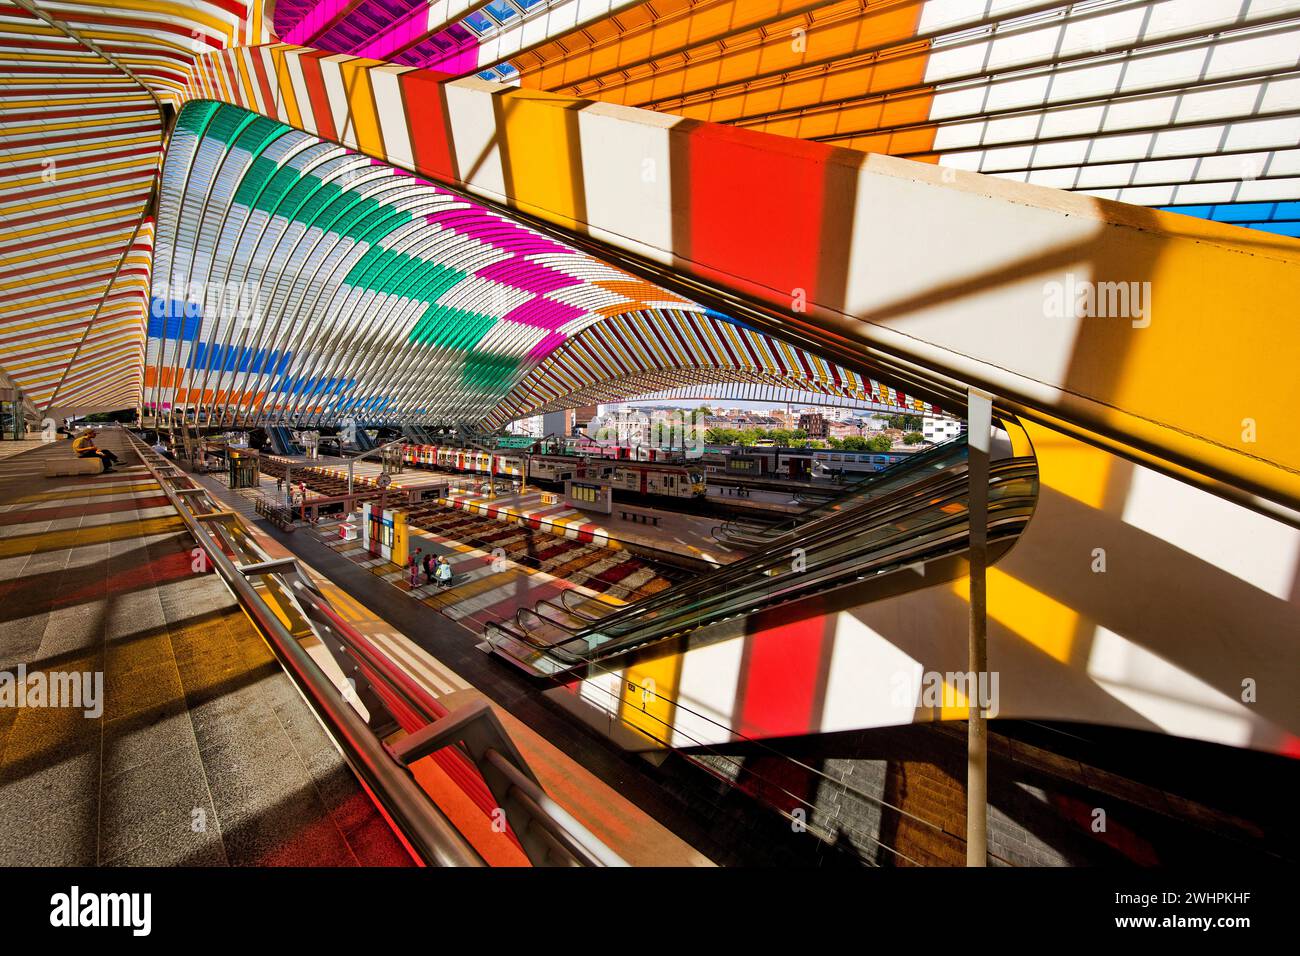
[121, 428, 624, 867]
[485, 458, 1038, 676]
[253, 493, 297, 531]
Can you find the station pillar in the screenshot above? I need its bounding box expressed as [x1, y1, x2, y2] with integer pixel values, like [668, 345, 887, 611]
[966, 388, 992, 867]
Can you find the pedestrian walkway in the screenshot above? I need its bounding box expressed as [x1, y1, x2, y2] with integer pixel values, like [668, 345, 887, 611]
[310, 514, 642, 636]
[0, 432, 409, 866]
[0, 436, 50, 462]
[191, 470, 714, 867]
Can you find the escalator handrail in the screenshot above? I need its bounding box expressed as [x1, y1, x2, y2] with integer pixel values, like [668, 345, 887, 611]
[718, 453, 970, 552]
[567, 497, 1036, 666]
[558, 588, 620, 621]
[720, 435, 969, 543]
[559, 463, 1012, 638]
[495, 487, 1037, 668]
[494, 462, 1036, 661]
[554, 460, 1012, 635]
[551, 488, 1038, 664]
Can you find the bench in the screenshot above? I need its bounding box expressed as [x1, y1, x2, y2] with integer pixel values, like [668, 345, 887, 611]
[44, 456, 104, 477]
[619, 510, 660, 526]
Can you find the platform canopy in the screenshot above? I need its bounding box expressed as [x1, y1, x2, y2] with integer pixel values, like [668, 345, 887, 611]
[5, 0, 1297, 442]
[0, 0, 270, 416]
[147, 100, 936, 426]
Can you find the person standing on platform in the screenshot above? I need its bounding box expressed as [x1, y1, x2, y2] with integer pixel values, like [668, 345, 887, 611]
[422, 551, 435, 586]
[436, 556, 453, 589]
[409, 548, 422, 587]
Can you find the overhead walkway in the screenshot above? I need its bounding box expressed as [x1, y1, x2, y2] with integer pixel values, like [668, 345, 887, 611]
[0, 431, 407, 865]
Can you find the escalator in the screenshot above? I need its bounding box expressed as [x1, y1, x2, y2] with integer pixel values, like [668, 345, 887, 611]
[483, 456, 1037, 677]
[267, 425, 303, 456]
[714, 434, 969, 548]
[402, 425, 431, 445]
[352, 426, 376, 452]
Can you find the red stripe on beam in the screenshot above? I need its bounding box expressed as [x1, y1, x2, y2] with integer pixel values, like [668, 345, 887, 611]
[298, 51, 338, 141]
[685, 124, 833, 312]
[398, 69, 458, 182]
[249, 49, 278, 118]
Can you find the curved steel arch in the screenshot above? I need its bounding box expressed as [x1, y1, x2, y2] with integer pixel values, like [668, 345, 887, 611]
[151, 101, 936, 428]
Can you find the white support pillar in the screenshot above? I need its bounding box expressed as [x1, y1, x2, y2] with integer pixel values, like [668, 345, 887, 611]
[966, 387, 993, 867]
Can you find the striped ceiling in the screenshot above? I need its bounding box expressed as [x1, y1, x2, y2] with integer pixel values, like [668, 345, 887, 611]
[487, 310, 940, 429]
[151, 99, 907, 426]
[6, 0, 1297, 420]
[278, 0, 1300, 231]
[270, 0, 608, 75]
[0, 0, 270, 413]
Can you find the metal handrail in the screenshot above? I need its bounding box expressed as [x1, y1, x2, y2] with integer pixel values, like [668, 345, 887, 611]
[486, 461, 1037, 671]
[716, 434, 969, 544]
[120, 430, 485, 866]
[122, 428, 624, 866]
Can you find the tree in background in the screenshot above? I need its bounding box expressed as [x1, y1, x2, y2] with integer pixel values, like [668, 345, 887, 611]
[84, 410, 136, 424]
[868, 435, 894, 452]
[887, 413, 924, 432]
[903, 432, 925, 445]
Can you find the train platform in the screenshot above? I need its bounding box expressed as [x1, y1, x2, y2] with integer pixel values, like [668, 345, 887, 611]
[437, 487, 745, 568]
[300, 507, 675, 636]
[191, 472, 714, 867]
[258, 454, 751, 567]
[704, 484, 805, 515]
[0, 432, 409, 866]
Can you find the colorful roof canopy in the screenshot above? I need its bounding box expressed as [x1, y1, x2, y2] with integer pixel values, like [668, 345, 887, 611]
[4, 0, 1297, 433]
[150, 99, 928, 426]
[0, 0, 269, 413]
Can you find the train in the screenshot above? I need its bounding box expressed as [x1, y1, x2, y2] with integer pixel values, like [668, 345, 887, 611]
[398, 443, 708, 499]
[702, 444, 914, 480]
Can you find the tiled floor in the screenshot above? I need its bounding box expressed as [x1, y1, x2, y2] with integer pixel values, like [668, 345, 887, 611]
[0, 437, 51, 462]
[311, 514, 655, 636]
[221, 483, 833, 868]
[0, 432, 409, 866]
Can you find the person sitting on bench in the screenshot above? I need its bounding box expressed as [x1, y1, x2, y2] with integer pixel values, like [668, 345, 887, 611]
[71, 429, 119, 473]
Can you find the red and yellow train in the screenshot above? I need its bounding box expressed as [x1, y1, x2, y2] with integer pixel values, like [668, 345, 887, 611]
[398, 444, 707, 499]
